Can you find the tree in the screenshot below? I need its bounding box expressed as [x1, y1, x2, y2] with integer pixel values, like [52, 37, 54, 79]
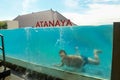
[0, 21, 7, 29]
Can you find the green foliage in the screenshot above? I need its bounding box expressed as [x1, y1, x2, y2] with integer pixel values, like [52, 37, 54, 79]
[0, 21, 7, 29]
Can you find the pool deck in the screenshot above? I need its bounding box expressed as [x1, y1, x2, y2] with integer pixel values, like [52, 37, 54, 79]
[0, 68, 24, 80]
[0, 60, 24, 80]
[5, 74, 24, 80]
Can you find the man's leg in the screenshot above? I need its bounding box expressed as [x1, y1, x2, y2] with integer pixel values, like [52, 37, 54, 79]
[87, 49, 102, 65]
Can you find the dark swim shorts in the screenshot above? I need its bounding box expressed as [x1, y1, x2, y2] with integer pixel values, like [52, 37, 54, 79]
[81, 55, 88, 66]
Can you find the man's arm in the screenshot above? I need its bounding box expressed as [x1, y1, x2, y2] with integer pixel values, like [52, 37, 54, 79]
[53, 62, 64, 67]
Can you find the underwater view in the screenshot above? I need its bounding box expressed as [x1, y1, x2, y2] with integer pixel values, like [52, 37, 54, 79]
[0, 25, 113, 80]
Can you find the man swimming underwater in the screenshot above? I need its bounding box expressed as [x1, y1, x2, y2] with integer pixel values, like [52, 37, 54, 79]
[54, 48, 102, 69]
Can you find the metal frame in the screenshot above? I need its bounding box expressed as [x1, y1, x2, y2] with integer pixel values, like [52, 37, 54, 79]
[111, 22, 120, 80]
[0, 34, 6, 70]
[0, 34, 11, 80]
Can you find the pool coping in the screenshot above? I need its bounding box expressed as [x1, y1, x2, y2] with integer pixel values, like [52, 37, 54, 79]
[0, 56, 106, 80]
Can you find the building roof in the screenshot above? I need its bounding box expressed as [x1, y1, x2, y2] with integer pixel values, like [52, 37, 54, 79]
[13, 9, 76, 27]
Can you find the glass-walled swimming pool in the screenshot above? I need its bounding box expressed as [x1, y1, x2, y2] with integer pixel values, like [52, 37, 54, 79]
[0, 25, 113, 80]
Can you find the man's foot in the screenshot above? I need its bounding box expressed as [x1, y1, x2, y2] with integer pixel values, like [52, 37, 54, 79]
[94, 49, 102, 55]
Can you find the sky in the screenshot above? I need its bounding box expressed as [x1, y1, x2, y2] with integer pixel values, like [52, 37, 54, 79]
[0, 0, 120, 25]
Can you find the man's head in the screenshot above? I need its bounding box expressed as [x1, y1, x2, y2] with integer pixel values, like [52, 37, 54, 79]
[59, 50, 67, 58]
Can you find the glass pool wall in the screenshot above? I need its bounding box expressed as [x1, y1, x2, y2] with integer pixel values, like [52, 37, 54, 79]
[0, 25, 113, 80]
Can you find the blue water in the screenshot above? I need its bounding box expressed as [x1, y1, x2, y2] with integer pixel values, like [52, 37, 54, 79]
[0, 25, 113, 79]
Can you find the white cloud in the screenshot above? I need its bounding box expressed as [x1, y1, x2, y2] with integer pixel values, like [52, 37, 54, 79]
[62, 4, 120, 25]
[22, 0, 37, 14]
[0, 16, 15, 21]
[92, 0, 112, 2]
[64, 0, 80, 8]
[92, 0, 119, 3]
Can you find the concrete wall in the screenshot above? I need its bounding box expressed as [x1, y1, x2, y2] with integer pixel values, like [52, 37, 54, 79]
[7, 21, 19, 29]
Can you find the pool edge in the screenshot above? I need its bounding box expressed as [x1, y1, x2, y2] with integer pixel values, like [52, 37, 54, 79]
[0, 56, 106, 80]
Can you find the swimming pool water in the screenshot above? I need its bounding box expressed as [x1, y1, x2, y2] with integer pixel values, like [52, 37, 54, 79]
[0, 25, 113, 79]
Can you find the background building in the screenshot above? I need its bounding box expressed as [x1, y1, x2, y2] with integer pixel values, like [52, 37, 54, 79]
[0, 21, 18, 29]
[7, 21, 19, 29]
[14, 9, 76, 28]
[1, 9, 76, 29]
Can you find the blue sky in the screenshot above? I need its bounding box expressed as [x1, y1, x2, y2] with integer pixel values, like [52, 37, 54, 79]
[0, 0, 120, 25]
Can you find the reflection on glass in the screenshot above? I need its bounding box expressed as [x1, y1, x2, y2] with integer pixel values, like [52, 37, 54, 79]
[0, 25, 113, 80]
